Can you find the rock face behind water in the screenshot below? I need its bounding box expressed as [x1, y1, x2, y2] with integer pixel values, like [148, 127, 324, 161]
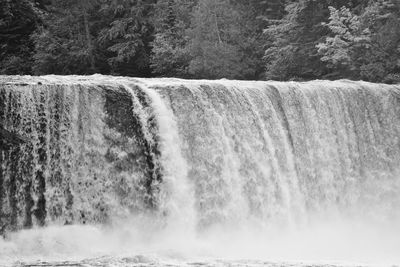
[1, 75, 400, 234]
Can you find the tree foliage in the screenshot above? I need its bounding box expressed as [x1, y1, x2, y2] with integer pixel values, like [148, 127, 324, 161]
[98, 0, 156, 76]
[150, 0, 194, 77]
[0, 0, 44, 74]
[0, 0, 399, 83]
[31, 0, 101, 75]
[318, 0, 400, 82]
[263, 0, 359, 80]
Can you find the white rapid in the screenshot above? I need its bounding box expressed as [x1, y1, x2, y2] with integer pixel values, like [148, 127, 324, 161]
[0, 75, 399, 266]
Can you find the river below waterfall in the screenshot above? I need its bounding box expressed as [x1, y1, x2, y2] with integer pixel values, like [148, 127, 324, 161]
[0, 76, 399, 266]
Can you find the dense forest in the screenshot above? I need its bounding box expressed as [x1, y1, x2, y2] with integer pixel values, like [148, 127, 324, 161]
[0, 0, 399, 83]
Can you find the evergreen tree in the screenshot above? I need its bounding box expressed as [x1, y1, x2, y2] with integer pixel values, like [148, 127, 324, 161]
[1, 0, 398, 83]
[186, 0, 261, 79]
[32, 0, 100, 75]
[318, 0, 400, 82]
[150, 0, 195, 77]
[0, 0, 43, 74]
[98, 0, 156, 77]
[263, 0, 360, 81]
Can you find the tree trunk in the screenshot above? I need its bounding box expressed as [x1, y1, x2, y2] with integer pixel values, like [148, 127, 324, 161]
[82, 5, 96, 73]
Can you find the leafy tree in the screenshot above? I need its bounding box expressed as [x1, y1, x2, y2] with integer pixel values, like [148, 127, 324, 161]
[318, 0, 400, 82]
[263, 0, 361, 81]
[316, 6, 371, 79]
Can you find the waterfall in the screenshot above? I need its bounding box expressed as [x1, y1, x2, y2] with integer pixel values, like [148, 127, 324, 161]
[0, 75, 400, 265]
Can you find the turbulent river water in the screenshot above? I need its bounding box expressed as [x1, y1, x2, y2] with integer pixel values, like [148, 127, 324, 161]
[0, 76, 399, 267]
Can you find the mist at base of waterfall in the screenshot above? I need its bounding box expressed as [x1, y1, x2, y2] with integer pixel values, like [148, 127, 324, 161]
[1, 215, 399, 267]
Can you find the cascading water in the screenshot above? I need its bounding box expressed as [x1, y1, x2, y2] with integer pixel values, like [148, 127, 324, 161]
[0, 75, 399, 266]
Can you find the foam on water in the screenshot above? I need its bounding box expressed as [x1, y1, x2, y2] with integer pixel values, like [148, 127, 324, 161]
[1, 216, 400, 266]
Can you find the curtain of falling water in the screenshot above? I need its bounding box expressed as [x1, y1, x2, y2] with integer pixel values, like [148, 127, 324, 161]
[0, 84, 112, 231]
[159, 79, 400, 228]
[1, 76, 400, 234]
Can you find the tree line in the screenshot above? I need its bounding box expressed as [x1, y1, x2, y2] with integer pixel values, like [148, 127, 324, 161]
[1, 0, 399, 83]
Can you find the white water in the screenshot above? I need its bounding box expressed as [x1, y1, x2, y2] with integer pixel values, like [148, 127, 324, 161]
[1, 217, 399, 266]
[0, 75, 400, 266]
